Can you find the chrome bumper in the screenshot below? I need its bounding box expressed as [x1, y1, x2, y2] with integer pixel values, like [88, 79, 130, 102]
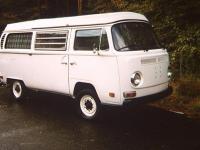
[123, 86, 173, 105]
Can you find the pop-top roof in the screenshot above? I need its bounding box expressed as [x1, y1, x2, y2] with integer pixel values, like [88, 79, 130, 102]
[4, 12, 148, 31]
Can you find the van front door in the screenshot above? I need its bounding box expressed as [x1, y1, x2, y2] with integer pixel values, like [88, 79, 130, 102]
[68, 28, 121, 104]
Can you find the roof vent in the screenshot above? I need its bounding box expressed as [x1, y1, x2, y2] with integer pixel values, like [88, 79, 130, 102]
[0, 34, 6, 49]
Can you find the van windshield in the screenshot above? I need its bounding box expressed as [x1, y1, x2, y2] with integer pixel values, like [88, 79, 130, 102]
[112, 22, 162, 51]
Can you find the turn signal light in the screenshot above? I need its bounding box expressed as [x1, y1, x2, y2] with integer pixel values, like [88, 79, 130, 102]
[123, 91, 136, 98]
[109, 92, 115, 98]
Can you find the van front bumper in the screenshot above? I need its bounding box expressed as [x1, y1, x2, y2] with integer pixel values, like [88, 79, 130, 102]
[123, 86, 173, 105]
[0, 78, 3, 86]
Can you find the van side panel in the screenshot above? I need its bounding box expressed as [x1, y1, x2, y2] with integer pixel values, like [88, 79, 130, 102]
[0, 53, 35, 86]
[0, 52, 69, 95]
[28, 54, 69, 94]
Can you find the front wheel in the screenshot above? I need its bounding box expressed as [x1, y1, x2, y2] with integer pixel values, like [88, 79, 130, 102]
[77, 89, 101, 120]
[11, 80, 26, 101]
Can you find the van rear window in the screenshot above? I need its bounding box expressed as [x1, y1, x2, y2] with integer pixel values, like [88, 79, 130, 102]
[5, 33, 32, 49]
[35, 32, 68, 51]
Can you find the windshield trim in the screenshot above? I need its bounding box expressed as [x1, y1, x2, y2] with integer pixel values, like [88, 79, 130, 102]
[111, 21, 162, 52]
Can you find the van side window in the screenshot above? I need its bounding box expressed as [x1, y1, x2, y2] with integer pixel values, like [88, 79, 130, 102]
[74, 29, 101, 51]
[5, 33, 32, 49]
[35, 32, 68, 51]
[74, 29, 109, 51]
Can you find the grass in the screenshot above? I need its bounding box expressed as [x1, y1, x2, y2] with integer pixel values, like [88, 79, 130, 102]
[191, 99, 200, 112]
[152, 77, 200, 119]
[177, 78, 200, 98]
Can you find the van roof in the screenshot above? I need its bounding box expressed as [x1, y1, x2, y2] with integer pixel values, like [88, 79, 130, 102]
[4, 12, 148, 31]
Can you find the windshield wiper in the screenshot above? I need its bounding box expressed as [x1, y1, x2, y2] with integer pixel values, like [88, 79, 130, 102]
[117, 44, 137, 51]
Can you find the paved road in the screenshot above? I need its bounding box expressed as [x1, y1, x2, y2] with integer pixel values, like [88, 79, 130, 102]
[0, 88, 200, 150]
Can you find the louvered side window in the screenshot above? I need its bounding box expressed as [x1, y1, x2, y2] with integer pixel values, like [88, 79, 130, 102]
[35, 31, 68, 51]
[0, 34, 6, 49]
[5, 33, 32, 49]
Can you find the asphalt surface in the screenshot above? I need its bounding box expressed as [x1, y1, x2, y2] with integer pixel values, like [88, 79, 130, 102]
[0, 87, 200, 150]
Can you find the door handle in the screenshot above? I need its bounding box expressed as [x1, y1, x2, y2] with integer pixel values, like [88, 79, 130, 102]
[70, 62, 77, 66]
[61, 62, 68, 65]
[61, 56, 68, 64]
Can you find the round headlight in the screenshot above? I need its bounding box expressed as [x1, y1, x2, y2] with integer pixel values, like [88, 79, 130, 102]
[131, 72, 142, 87]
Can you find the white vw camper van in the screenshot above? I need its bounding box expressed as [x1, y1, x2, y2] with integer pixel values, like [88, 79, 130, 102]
[0, 12, 172, 119]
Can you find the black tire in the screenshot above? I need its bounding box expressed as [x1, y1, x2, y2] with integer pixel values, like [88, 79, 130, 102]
[11, 80, 26, 101]
[76, 89, 101, 120]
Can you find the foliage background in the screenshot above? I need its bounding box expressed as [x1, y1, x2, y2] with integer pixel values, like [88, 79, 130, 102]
[84, 0, 200, 78]
[0, 0, 200, 78]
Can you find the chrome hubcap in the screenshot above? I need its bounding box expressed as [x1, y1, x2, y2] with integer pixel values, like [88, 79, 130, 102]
[13, 82, 22, 98]
[80, 95, 97, 117]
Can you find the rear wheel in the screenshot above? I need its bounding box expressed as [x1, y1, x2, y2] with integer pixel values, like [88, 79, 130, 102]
[11, 80, 26, 101]
[77, 89, 101, 120]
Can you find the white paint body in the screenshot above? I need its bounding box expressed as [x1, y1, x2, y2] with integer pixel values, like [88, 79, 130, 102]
[0, 12, 170, 105]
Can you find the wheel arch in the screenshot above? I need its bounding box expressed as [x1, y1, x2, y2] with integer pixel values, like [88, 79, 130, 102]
[7, 78, 25, 87]
[73, 82, 99, 99]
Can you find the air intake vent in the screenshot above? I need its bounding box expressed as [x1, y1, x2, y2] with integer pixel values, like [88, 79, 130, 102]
[141, 58, 157, 64]
[0, 34, 6, 49]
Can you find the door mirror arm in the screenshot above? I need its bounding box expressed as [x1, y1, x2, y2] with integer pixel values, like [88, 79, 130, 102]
[93, 48, 100, 55]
